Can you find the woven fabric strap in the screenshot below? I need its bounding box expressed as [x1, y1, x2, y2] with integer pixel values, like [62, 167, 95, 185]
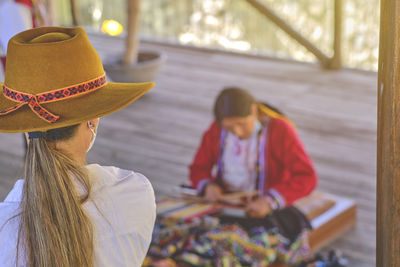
[0, 74, 106, 123]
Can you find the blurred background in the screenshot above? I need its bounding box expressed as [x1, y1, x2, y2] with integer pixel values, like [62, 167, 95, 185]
[0, 0, 378, 266]
[54, 0, 379, 70]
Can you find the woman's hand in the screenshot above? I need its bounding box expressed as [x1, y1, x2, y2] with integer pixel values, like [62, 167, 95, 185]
[246, 197, 272, 218]
[203, 182, 223, 202]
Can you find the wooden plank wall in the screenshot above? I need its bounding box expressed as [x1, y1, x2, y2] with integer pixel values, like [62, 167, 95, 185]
[0, 34, 377, 266]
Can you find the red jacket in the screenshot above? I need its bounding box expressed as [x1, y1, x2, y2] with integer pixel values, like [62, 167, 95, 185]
[189, 118, 317, 206]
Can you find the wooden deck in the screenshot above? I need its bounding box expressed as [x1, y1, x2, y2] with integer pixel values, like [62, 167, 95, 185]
[0, 34, 377, 266]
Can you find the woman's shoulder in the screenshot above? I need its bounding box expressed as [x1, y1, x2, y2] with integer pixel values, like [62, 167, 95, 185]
[202, 120, 222, 141]
[0, 180, 23, 223]
[0, 201, 20, 236]
[0, 181, 23, 266]
[84, 165, 156, 265]
[206, 120, 221, 132]
[87, 164, 153, 193]
[85, 164, 156, 232]
[86, 164, 155, 215]
[267, 117, 296, 134]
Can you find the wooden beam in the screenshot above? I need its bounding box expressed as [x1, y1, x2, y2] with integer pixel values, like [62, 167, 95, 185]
[123, 0, 141, 65]
[69, 0, 81, 26]
[329, 0, 342, 69]
[42, 0, 56, 26]
[377, 0, 400, 266]
[245, 0, 331, 68]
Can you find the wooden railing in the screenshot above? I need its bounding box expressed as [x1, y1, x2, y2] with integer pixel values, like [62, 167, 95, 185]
[69, 0, 344, 70]
[245, 0, 342, 70]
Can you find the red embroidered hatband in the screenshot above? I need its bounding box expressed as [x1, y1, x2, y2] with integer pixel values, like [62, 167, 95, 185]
[0, 74, 107, 123]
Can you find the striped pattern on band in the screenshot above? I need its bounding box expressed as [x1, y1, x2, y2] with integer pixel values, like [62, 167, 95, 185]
[266, 189, 286, 210]
[0, 74, 107, 123]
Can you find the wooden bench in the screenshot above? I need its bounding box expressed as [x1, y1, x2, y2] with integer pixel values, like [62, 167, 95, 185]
[268, 191, 357, 267]
[294, 191, 357, 253]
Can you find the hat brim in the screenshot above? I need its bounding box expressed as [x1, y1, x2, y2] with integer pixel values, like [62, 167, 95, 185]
[0, 81, 154, 133]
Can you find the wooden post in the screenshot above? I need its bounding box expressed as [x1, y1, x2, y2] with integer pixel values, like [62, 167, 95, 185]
[69, 0, 81, 26]
[245, 0, 331, 68]
[329, 0, 342, 69]
[377, 0, 400, 266]
[123, 0, 141, 65]
[43, 0, 56, 26]
[31, 0, 53, 26]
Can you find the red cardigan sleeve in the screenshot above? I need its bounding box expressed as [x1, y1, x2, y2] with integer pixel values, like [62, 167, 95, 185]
[189, 122, 221, 190]
[267, 118, 317, 206]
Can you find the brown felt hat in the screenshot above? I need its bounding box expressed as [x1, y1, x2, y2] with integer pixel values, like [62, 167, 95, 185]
[0, 26, 154, 133]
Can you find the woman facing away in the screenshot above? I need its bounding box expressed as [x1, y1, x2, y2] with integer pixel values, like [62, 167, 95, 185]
[0, 26, 156, 266]
[190, 87, 318, 219]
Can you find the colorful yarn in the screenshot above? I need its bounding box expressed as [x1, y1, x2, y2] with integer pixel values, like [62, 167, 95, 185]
[144, 215, 311, 267]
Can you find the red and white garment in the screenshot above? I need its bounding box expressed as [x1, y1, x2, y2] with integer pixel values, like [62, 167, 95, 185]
[222, 120, 261, 192]
[189, 117, 318, 208]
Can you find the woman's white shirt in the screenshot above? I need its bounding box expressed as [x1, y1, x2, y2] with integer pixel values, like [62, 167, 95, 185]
[0, 164, 156, 267]
[222, 120, 262, 192]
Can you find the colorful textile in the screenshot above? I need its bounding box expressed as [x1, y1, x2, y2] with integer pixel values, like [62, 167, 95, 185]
[296, 250, 348, 267]
[144, 215, 311, 267]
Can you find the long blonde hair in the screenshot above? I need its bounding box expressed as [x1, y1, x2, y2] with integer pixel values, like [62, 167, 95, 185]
[17, 125, 95, 267]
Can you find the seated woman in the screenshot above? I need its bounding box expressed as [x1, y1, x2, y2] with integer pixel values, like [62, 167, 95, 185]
[189, 87, 317, 218]
[144, 88, 317, 266]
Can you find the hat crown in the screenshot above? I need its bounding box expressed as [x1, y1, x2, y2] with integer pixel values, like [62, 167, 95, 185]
[4, 27, 105, 94]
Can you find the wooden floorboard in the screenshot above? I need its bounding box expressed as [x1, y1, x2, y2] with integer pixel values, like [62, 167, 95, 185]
[0, 34, 377, 266]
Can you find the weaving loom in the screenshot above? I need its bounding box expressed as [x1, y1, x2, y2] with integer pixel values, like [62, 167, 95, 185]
[157, 199, 222, 222]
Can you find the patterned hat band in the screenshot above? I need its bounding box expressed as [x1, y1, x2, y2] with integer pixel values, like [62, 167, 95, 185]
[0, 74, 107, 123]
